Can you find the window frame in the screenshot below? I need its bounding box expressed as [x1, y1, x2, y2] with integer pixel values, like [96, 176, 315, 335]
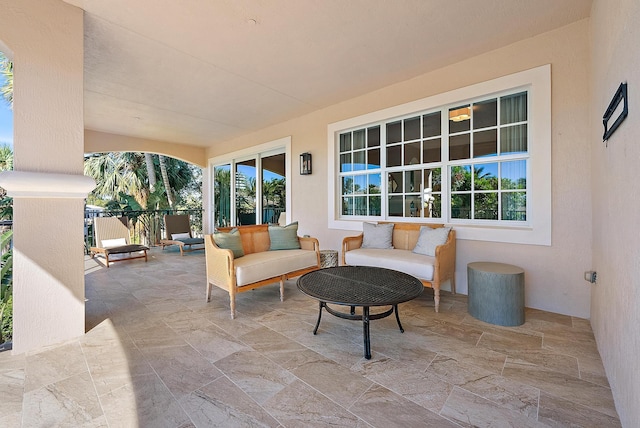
[207, 136, 292, 230]
[328, 65, 551, 246]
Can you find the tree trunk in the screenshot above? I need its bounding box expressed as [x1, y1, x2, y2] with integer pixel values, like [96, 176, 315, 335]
[158, 155, 175, 209]
[144, 153, 157, 192]
[143, 153, 160, 244]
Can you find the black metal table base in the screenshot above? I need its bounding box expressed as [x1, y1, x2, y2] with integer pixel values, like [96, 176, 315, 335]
[297, 266, 423, 361]
[313, 301, 404, 359]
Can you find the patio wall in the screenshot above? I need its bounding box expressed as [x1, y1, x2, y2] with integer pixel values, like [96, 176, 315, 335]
[590, 0, 640, 426]
[206, 20, 593, 318]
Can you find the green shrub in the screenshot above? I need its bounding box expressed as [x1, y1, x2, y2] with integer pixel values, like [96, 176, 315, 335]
[0, 294, 12, 343]
[0, 229, 12, 344]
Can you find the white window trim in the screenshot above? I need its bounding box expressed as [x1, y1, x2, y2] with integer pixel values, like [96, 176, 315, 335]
[327, 65, 551, 246]
[207, 136, 292, 231]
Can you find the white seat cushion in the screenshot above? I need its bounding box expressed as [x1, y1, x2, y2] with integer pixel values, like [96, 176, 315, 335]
[235, 249, 318, 287]
[344, 248, 435, 281]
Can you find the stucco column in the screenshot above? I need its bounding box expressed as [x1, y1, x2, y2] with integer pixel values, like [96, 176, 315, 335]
[0, 0, 87, 353]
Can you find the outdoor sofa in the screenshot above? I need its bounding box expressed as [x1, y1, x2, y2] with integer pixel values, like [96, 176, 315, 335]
[205, 223, 321, 318]
[342, 222, 456, 312]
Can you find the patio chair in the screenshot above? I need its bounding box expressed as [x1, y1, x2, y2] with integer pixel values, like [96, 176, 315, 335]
[159, 214, 204, 255]
[89, 216, 149, 267]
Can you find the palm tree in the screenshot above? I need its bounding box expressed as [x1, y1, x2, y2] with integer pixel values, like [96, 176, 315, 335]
[271, 178, 285, 208]
[0, 145, 12, 172]
[214, 167, 231, 227]
[0, 54, 12, 344]
[0, 145, 13, 219]
[262, 179, 276, 208]
[158, 155, 175, 209]
[84, 152, 149, 208]
[144, 153, 157, 193]
[85, 152, 198, 210]
[0, 53, 12, 108]
[262, 178, 278, 223]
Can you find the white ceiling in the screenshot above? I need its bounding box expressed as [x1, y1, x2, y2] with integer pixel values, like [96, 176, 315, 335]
[65, 0, 592, 148]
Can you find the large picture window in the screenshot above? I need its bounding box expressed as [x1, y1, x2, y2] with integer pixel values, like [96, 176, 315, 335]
[336, 90, 528, 225]
[328, 65, 551, 245]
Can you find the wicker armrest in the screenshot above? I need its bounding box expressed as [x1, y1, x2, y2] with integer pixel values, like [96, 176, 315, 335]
[341, 233, 363, 265]
[299, 236, 320, 252]
[204, 235, 235, 296]
[433, 229, 457, 293]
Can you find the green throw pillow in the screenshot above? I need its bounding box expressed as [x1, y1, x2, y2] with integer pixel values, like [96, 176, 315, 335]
[268, 222, 301, 250]
[213, 228, 244, 258]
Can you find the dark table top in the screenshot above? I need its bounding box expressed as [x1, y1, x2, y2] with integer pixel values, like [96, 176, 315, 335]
[297, 266, 423, 307]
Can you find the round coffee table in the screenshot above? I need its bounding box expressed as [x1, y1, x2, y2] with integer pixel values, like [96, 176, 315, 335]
[297, 266, 423, 359]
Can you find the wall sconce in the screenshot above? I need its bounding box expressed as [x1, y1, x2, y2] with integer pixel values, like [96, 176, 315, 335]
[603, 82, 628, 143]
[300, 152, 312, 175]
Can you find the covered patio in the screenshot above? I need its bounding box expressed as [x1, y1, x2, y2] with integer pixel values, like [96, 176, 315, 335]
[1, 0, 639, 425]
[0, 248, 619, 426]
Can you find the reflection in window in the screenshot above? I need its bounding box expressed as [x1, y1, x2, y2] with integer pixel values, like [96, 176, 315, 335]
[341, 173, 382, 216]
[448, 91, 528, 222]
[213, 150, 287, 227]
[214, 164, 231, 227]
[450, 161, 526, 221]
[337, 89, 528, 223]
[388, 168, 441, 218]
[236, 160, 256, 225]
[340, 126, 384, 217]
[261, 153, 286, 224]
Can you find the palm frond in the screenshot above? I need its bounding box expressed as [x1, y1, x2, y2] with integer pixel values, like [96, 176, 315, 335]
[0, 53, 13, 109]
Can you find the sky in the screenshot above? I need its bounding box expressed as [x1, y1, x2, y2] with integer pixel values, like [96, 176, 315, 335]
[0, 73, 12, 147]
[0, 104, 11, 147]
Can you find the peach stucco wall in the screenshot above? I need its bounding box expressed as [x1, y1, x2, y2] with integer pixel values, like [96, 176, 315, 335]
[207, 20, 593, 318]
[590, 0, 640, 426]
[0, 0, 86, 353]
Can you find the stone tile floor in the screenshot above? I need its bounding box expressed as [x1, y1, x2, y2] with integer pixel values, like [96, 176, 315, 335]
[0, 247, 621, 427]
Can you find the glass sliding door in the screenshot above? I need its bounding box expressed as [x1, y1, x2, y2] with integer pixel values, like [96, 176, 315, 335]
[261, 153, 286, 224]
[235, 159, 257, 225]
[213, 164, 231, 227]
[212, 145, 288, 228]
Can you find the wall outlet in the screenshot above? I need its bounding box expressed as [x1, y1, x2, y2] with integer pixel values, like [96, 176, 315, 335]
[584, 271, 597, 283]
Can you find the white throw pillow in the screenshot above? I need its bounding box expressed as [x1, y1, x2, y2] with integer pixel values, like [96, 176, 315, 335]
[361, 222, 394, 249]
[412, 226, 451, 256]
[171, 232, 191, 240]
[101, 238, 127, 248]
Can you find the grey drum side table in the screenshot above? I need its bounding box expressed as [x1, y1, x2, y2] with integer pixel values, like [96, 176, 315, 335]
[467, 262, 525, 326]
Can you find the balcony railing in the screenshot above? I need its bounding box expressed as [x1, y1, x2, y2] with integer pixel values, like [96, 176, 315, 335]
[85, 209, 203, 252]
